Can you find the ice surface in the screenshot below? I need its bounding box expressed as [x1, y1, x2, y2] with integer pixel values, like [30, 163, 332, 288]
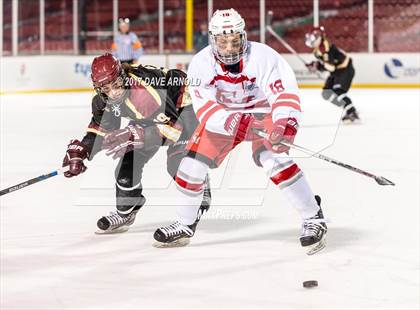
[1, 89, 419, 310]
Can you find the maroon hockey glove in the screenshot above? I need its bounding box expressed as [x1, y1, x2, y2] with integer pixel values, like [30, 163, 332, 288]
[264, 118, 298, 153]
[102, 125, 145, 159]
[224, 113, 265, 141]
[306, 61, 323, 72]
[62, 139, 90, 178]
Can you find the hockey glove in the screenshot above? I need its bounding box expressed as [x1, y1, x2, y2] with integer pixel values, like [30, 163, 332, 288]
[224, 113, 265, 141]
[264, 118, 298, 153]
[102, 125, 145, 159]
[62, 139, 90, 178]
[306, 61, 323, 72]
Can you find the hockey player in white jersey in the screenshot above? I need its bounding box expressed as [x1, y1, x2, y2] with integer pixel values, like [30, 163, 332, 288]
[154, 9, 327, 254]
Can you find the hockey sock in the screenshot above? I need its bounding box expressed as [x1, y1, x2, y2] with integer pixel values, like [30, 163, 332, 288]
[259, 150, 320, 219]
[175, 157, 209, 226]
[281, 175, 320, 220]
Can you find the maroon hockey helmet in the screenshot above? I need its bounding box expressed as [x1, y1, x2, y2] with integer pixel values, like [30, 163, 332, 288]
[305, 26, 326, 48]
[91, 53, 122, 88]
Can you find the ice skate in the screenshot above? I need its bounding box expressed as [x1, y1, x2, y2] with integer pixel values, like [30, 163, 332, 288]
[342, 106, 360, 124]
[153, 221, 196, 248]
[300, 195, 327, 255]
[95, 209, 138, 234]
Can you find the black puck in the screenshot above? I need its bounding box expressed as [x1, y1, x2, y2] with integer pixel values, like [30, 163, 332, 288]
[303, 280, 318, 288]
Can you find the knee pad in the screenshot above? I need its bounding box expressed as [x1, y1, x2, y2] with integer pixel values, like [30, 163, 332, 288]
[336, 92, 352, 107]
[332, 87, 351, 107]
[175, 157, 209, 196]
[321, 89, 333, 101]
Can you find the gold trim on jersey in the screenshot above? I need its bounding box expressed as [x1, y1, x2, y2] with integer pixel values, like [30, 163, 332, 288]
[86, 128, 107, 137]
[125, 97, 145, 119]
[314, 39, 349, 72]
[156, 124, 181, 142]
[128, 73, 162, 106]
[141, 64, 169, 74]
[313, 39, 330, 57]
[336, 55, 350, 69]
[324, 63, 336, 72]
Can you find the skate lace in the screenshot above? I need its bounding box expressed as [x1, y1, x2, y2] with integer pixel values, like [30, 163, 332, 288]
[302, 218, 326, 236]
[106, 211, 129, 227]
[162, 222, 191, 237]
[202, 188, 212, 205]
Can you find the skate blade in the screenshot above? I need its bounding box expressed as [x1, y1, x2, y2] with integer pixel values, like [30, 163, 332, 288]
[342, 118, 362, 125]
[95, 226, 130, 235]
[305, 235, 327, 255]
[152, 238, 190, 248]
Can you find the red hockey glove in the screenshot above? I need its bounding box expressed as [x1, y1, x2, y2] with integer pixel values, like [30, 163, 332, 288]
[306, 61, 323, 72]
[102, 125, 145, 159]
[264, 118, 298, 153]
[62, 139, 90, 178]
[224, 113, 265, 141]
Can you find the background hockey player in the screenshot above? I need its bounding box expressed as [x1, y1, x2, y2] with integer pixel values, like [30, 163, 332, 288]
[62, 53, 210, 233]
[305, 26, 360, 123]
[153, 9, 327, 254]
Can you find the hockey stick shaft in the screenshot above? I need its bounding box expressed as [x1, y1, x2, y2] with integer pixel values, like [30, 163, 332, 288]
[253, 129, 395, 186]
[266, 11, 323, 79]
[266, 25, 308, 66]
[0, 167, 69, 196]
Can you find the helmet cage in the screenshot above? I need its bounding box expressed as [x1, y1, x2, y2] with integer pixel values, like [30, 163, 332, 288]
[94, 70, 129, 105]
[210, 30, 248, 65]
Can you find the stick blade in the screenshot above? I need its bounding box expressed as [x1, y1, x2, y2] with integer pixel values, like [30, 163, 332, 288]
[374, 176, 395, 186]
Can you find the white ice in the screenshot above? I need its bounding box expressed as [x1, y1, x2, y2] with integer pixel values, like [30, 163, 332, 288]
[1, 89, 419, 310]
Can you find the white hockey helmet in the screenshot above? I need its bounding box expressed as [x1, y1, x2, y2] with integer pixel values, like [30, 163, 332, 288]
[209, 9, 248, 65]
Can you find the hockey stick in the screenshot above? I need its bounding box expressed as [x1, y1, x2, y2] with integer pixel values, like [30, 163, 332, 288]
[266, 11, 323, 79]
[252, 129, 395, 186]
[266, 11, 309, 66]
[0, 167, 70, 196]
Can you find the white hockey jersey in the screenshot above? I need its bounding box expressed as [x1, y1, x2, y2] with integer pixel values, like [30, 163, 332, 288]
[187, 41, 302, 136]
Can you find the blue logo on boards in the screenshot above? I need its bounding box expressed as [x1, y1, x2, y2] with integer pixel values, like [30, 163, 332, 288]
[384, 58, 404, 79]
[74, 63, 92, 78]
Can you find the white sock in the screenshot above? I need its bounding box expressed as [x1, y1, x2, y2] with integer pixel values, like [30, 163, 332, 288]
[176, 191, 204, 226]
[281, 175, 320, 220]
[175, 157, 208, 226]
[258, 150, 320, 220]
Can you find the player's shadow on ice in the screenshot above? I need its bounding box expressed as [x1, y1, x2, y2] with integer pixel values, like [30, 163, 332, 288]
[190, 225, 363, 254]
[128, 215, 262, 235]
[118, 219, 363, 254]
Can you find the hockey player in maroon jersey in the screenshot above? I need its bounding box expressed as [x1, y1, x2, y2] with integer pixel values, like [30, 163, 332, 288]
[62, 53, 210, 233]
[305, 26, 360, 123]
[153, 9, 327, 254]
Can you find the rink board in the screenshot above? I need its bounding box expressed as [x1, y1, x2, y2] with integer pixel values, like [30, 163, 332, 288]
[1, 53, 419, 94]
